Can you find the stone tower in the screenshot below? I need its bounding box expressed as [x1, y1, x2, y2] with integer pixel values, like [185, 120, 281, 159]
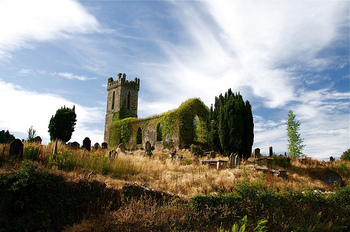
[104, 73, 140, 143]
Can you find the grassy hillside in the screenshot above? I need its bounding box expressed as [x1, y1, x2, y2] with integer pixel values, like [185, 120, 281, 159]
[0, 142, 349, 231]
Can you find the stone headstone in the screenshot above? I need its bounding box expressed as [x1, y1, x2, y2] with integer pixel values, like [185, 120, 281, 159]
[235, 155, 241, 168]
[10, 139, 23, 159]
[330, 156, 335, 162]
[102, 142, 108, 149]
[253, 148, 260, 159]
[33, 136, 42, 144]
[83, 137, 91, 151]
[108, 150, 117, 159]
[70, 141, 80, 149]
[118, 143, 126, 153]
[320, 169, 343, 186]
[145, 141, 152, 156]
[94, 143, 100, 150]
[269, 146, 273, 157]
[229, 153, 236, 168]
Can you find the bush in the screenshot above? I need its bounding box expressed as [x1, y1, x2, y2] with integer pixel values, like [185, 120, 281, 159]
[0, 160, 121, 231]
[190, 144, 204, 157]
[23, 145, 40, 161]
[272, 155, 291, 168]
[341, 148, 350, 161]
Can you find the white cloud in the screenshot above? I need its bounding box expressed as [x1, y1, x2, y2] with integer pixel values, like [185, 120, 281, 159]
[0, 79, 104, 144]
[56, 72, 96, 81]
[0, 0, 100, 58]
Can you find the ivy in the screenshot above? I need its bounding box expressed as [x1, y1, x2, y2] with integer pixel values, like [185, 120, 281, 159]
[108, 98, 209, 148]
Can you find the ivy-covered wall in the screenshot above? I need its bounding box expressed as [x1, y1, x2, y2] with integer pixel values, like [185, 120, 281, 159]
[108, 98, 209, 149]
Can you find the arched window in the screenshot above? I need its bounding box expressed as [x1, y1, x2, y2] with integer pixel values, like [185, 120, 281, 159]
[111, 91, 115, 110]
[194, 115, 207, 143]
[156, 123, 162, 141]
[137, 127, 142, 144]
[127, 91, 131, 110]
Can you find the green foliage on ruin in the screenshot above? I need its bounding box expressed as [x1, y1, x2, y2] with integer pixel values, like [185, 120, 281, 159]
[113, 108, 137, 121]
[109, 118, 133, 146]
[108, 98, 209, 148]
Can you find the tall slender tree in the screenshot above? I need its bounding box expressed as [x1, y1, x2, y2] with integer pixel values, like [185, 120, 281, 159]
[27, 126, 36, 142]
[286, 110, 305, 158]
[209, 89, 254, 159]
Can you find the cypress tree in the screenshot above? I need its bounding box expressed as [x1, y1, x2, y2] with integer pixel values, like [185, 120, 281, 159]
[209, 89, 254, 158]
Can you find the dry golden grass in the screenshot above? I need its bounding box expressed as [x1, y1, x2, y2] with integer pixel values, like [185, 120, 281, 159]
[1, 142, 348, 198]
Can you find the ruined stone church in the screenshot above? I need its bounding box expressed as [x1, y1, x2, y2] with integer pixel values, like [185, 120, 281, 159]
[104, 73, 209, 149]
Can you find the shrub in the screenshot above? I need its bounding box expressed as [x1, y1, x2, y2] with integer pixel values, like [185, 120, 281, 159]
[272, 155, 291, 168]
[0, 160, 121, 231]
[190, 144, 204, 157]
[23, 145, 40, 161]
[341, 148, 350, 161]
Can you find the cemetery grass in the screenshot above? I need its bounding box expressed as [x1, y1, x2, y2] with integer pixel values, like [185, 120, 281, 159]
[0, 142, 349, 231]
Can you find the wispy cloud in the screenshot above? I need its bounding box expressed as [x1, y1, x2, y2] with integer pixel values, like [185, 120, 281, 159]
[140, 1, 349, 158]
[56, 72, 96, 81]
[0, 0, 100, 59]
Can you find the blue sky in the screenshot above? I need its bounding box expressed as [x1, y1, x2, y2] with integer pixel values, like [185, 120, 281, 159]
[0, 0, 348, 160]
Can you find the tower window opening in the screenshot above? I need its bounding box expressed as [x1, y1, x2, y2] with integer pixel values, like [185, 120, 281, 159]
[127, 91, 131, 110]
[156, 123, 162, 141]
[111, 91, 115, 110]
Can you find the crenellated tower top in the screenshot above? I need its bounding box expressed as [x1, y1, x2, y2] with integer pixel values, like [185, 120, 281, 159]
[107, 73, 140, 91]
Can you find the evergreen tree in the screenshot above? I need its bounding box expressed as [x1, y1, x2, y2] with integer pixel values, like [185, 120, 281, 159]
[209, 89, 254, 159]
[48, 106, 77, 143]
[286, 110, 305, 158]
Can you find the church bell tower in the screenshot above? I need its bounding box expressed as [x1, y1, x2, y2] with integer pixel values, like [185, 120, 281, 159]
[104, 73, 140, 143]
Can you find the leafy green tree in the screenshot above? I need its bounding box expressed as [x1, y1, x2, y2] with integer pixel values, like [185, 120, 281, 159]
[0, 130, 15, 143]
[48, 106, 77, 143]
[341, 148, 350, 161]
[209, 89, 254, 159]
[286, 110, 305, 158]
[27, 126, 36, 142]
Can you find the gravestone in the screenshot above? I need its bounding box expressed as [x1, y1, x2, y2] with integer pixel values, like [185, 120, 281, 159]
[33, 136, 42, 144]
[229, 153, 236, 168]
[329, 156, 335, 162]
[10, 139, 23, 159]
[253, 148, 260, 159]
[108, 150, 117, 159]
[235, 155, 241, 168]
[94, 143, 100, 150]
[145, 141, 152, 156]
[169, 149, 177, 161]
[102, 142, 108, 149]
[70, 142, 80, 149]
[83, 137, 91, 151]
[269, 146, 273, 157]
[118, 143, 126, 153]
[320, 169, 343, 186]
